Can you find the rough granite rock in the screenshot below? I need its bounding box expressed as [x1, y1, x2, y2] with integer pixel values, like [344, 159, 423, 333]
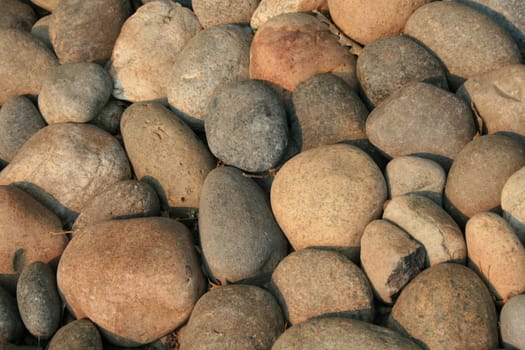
[120, 102, 215, 214]
[199, 166, 288, 285]
[366, 82, 476, 169]
[465, 212, 525, 304]
[357, 35, 448, 107]
[0, 0, 36, 31]
[205, 80, 288, 172]
[250, 0, 327, 29]
[385, 156, 446, 205]
[271, 144, 387, 261]
[291, 73, 368, 151]
[328, 0, 431, 45]
[272, 317, 423, 350]
[445, 134, 525, 226]
[250, 12, 357, 92]
[383, 194, 466, 267]
[167, 24, 252, 128]
[48, 319, 103, 350]
[16, 262, 61, 338]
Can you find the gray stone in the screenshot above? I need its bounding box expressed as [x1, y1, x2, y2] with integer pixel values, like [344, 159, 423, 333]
[205, 80, 288, 172]
[500, 294, 525, 350]
[0, 285, 24, 343]
[48, 319, 103, 350]
[39, 63, 113, 124]
[199, 166, 288, 285]
[0, 96, 45, 163]
[16, 262, 61, 338]
[167, 24, 252, 128]
[357, 35, 448, 107]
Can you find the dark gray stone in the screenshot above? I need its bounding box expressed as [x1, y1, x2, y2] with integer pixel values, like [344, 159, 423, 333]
[205, 80, 288, 172]
[16, 261, 61, 338]
[0, 285, 24, 343]
[48, 319, 103, 350]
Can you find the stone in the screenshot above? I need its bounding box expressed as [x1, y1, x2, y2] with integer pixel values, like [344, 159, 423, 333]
[271, 144, 387, 261]
[180, 285, 284, 350]
[39, 63, 113, 124]
[366, 82, 476, 169]
[360, 220, 425, 304]
[356, 35, 448, 107]
[0, 185, 67, 294]
[205, 80, 288, 172]
[291, 73, 368, 151]
[404, 1, 521, 89]
[199, 166, 288, 285]
[16, 262, 61, 338]
[57, 217, 206, 346]
[271, 248, 375, 325]
[49, 0, 131, 64]
[389, 263, 499, 350]
[385, 156, 446, 205]
[48, 319, 103, 350]
[0, 96, 45, 163]
[383, 194, 466, 267]
[167, 24, 252, 128]
[250, 12, 357, 92]
[0, 124, 131, 225]
[0, 29, 58, 104]
[109, 1, 201, 103]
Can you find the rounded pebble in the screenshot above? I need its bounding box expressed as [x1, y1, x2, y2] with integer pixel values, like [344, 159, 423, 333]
[0, 96, 45, 163]
[39, 62, 113, 124]
[389, 263, 499, 349]
[48, 319, 103, 350]
[205, 80, 288, 172]
[271, 248, 375, 325]
[17, 262, 61, 338]
[199, 166, 288, 284]
[0, 285, 24, 343]
[357, 35, 448, 107]
[271, 144, 387, 261]
[500, 294, 525, 350]
[180, 284, 284, 350]
[291, 73, 368, 151]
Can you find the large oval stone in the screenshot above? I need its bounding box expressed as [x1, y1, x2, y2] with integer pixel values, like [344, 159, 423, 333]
[271, 144, 386, 261]
[57, 217, 206, 346]
[200, 166, 288, 284]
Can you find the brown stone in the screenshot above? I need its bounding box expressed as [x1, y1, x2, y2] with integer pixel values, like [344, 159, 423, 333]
[250, 12, 357, 92]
